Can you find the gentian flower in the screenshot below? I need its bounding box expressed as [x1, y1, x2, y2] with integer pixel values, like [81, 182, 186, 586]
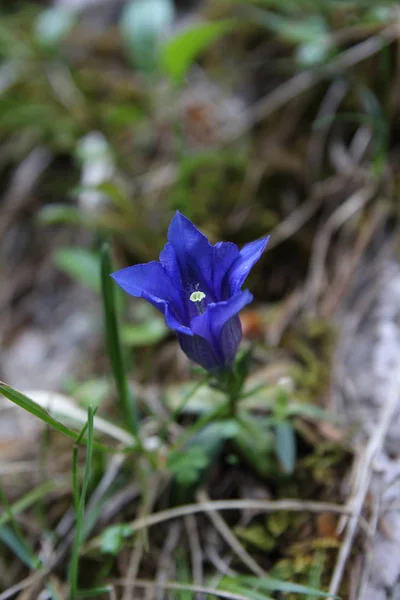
[111, 212, 269, 372]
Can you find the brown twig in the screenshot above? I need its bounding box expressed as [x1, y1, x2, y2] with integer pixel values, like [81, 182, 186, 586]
[305, 183, 377, 310]
[155, 522, 181, 600]
[196, 490, 266, 578]
[221, 25, 400, 141]
[184, 514, 204, 600]
[328, 371, 400, 596]
[116, 578, 264, 600]
[122, 475, 160, 600]
[85, 498, 365, 554]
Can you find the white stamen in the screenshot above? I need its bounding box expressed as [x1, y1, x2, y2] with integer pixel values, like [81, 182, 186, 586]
[190, 291, 206, 303]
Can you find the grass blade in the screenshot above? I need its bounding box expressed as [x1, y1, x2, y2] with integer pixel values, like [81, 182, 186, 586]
[0, 383, 116, 453]
[100, 243, 138, 436]
[219, 578, 273, 600]
[0, 480, 66, 528]
[0, 485, 41, 570]
[237, 575, 339, 598]
[0, 525, 39, 569]
[69, 406, 95, 600]
[161, 19, 235, 83]
[0, 382, 80, 441]
[77, 587, 115, 598]
[275, 420, 296, 474]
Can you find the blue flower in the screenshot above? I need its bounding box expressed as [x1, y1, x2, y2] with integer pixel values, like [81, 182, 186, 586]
[111, 212, 269, 372]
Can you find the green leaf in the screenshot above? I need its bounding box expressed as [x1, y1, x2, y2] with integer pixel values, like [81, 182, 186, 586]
[238, 575, 339, 598]
[235, 523, 276, 552]
[296, 38, 330, 67]
[122, 318, 168, 347]
[103, 103, 143, 131]
[273, 385, 290, 420]
[167, 446, 209, 485]
[161, 19, 236, 83]
[233, 415, 275, 476]
[120, 0, 175, 73]
[99, 523, 132, 555]
[168, 420, 238, 485]
[0, 384, 117, 455]
[220, 578, 274, 600]
[187, 419, 238, 454]
[34, 7, 76, 48]
[275, 421, 296, 474]
[38, 204, 92, 228]
[0, 381, 123, 454]
[54, 248, 101, 293]
[307, 552, 326, 600]
[266, 511, 290, 537]
[165, 382, 225, 414]
[0, 382, 80, 442]
[0, 525, 40, 569]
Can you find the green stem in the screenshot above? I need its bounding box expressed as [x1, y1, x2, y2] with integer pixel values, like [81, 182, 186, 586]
[213, 368, 241, 418]
[100, 243, 138, 438]
[228, 391, 239, 417]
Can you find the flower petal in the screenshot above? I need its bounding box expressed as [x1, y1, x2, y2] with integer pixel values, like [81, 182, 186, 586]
[111, 262, 168, 298]
[168, 212, 243, 302]
[225, 237, 270, 295]
[190, 290, 253, 367]
[159, 242, 181, 283]
[167, 212, 215, 299]
[211, 241, 240, 299]
[143, 294, 192, 336]
[191, 290, 253, 340]
[168, 211, 211, 262]
[111, 212, 268, 372]
[177, 333, 219, 371]
[220, 315, 242, 366]
[111, 262, 186, 324]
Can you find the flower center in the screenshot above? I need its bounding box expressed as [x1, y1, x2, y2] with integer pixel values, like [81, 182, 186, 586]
[189, 290, 206, 315]
[189, 291, 206, 303]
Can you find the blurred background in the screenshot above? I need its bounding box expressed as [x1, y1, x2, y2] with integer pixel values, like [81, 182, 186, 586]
[2, 0, 399, 390]
[1, 0, 400, 598]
